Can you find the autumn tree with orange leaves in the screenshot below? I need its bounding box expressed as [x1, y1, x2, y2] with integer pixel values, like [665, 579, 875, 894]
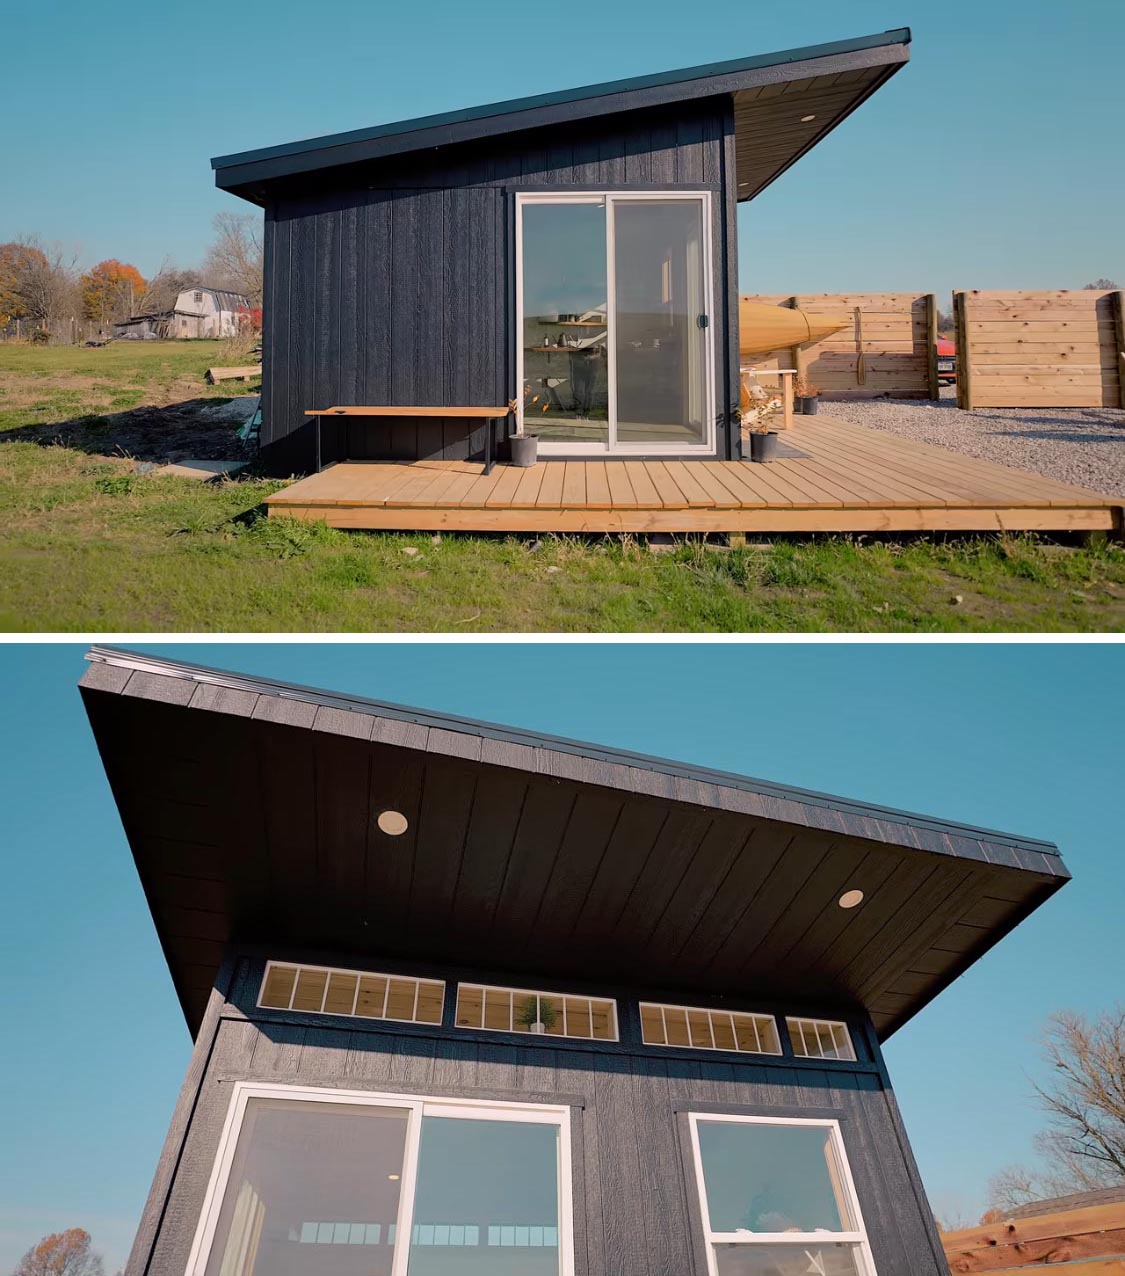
[80, 260, 146, 325]
[12, 1228, 105, 1276]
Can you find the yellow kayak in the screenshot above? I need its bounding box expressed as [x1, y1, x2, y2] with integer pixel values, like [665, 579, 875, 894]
[739, 299, 848, 357]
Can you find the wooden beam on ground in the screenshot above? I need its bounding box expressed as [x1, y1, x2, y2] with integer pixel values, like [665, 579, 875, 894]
[206, 365, 260, 384]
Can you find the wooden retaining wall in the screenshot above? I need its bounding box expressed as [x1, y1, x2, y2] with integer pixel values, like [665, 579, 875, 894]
[954, 289, 1125, 409]
[742, 292, 938, 400]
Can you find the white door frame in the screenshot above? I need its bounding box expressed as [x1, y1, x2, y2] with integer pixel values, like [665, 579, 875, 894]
[515, 190, 716, 456]
[184, 1081, 575, 1276]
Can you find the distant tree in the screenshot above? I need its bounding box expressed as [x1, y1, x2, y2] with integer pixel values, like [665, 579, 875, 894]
[80, 259, 146, 324]
[1083, 279, 1119, 290]
[13, 1228, 105, 1276]
[203, 211, 263, 305]
[0, 241, 48, 319]
[987, 1006, 1125, 1212]
[136, 259, 202, 314]
[936, 308, 955, 334]
[0, 237, 79, 328]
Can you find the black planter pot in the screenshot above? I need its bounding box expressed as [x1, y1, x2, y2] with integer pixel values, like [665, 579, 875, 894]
[794, 397, 807, 415]
[804, 396, 820, 415]
[749, 431, 779, 463]
[510, 434, 538, 467]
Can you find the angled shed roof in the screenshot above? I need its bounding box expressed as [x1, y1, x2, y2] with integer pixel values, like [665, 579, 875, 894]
[80, 645, 1066, 1040]
[212, 28, 911, 204]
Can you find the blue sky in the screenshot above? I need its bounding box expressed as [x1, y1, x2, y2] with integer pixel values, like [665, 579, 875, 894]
[1, 642, 1122, 1271]
[3, 0, 1122, 305]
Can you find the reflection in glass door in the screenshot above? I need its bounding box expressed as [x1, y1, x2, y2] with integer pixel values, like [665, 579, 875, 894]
[612, 198, 709, 447]
[518, 193, 713, 454]
[520, 200, 609, 447]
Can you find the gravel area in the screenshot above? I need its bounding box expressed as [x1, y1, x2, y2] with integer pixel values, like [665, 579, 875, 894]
[822, 386, 1125, 498]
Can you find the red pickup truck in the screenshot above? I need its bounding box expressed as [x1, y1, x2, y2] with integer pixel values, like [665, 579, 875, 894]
[936, 336, 956, 385]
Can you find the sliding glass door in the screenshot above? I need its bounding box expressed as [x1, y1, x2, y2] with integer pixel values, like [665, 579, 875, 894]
[518, 192, 713, 454]
[188, 1085, 573, 1276]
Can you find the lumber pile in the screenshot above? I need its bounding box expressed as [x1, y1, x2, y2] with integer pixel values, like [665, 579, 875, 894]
[942, 1199, 1125, 1275]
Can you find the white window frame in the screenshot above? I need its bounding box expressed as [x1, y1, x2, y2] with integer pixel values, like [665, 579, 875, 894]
[515, 190, 717, 456]
[455, 981, 620, 1042]
[184, 1081, 575, 1276]
[786, 1016, 857, 1062]
[257, 959, 445, 1026]
[639, 1001, 782, 1056]
[687, 1113, 876, 1276]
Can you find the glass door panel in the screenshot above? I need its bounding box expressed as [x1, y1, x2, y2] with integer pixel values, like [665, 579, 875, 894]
[521, 201, 608, 446]
[203, 1098, 411, 1276]
[612, 198, 708, 447]
[406, 1116, 562, 1276]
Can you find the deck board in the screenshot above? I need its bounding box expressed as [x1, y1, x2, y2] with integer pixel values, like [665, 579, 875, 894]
[266, 415, 1121, 534]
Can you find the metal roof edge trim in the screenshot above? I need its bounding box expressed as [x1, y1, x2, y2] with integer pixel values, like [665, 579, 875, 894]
[83, 646, 1062, 862]
[210, 28, 911, 174]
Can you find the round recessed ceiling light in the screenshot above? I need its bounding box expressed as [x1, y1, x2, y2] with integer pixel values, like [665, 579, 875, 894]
[377, 809, 409, 836]
[388, 1173, 401, 1181]
[801, 114, 817, 123]
[838, 889, 864, 909]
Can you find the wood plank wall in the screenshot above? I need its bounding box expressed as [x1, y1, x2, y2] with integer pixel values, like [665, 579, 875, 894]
[943, 1199, 1125, 1273]
[132, 953, 949, 1276]
[260, 99, 739, 475]
[741, 293, 938, 400]
[954, 289, 1125, 409]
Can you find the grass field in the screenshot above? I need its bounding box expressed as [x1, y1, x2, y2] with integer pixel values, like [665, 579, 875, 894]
[1, 340, 1123, 632]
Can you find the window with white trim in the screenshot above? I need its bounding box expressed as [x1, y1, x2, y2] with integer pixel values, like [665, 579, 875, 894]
[786, 1017, 856, 1062]
[258, 962, 444, 1026]
[455, 983, 618, 1042]
[639, 1002, 782, 1055]
[688, 1114, 876, 1276]
[187, 1084, 574, 1276]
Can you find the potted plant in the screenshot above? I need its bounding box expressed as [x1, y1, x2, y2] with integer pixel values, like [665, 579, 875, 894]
[794, 378, 820, 415]
[802, 382, 821, 415]
[742, 399, 779, 463]
[511, 394, 538, 466]
[516, 995, 558, 1034]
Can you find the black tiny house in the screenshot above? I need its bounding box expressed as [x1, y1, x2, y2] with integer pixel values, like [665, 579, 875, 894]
[211, 30, 911, 475]
[82, 648, 1069, 1276]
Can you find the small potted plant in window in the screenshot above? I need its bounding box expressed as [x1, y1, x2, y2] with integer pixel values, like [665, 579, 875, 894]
[517, 995, 558, 1034]
[511, 394, 538, 467]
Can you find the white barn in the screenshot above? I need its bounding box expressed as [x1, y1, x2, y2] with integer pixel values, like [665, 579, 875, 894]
[170, 287, 251, 338]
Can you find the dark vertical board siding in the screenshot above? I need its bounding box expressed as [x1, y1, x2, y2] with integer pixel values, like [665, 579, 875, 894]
[256, 96, 735, 471]
[720, 101, 741, 459]
[260, 210, 277, 446]
[594, 1053, 649, 1276]
[364, 191, 392, 405]
[137, 971, 947, 1276]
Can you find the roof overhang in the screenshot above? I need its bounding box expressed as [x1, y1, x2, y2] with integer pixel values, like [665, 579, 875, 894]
[211, 29, 910, 206]
[80, 645, 1067, 1041]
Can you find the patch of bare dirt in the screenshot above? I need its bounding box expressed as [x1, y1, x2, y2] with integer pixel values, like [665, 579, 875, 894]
[1, 395, 257, 464]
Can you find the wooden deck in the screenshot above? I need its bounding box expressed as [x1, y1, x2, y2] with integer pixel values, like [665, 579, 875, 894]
[266, 415, 1122, 534]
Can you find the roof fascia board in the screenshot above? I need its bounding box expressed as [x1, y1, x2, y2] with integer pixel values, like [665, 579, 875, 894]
[83, 647, 1064, 870]
[211, 33, 910, 192]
